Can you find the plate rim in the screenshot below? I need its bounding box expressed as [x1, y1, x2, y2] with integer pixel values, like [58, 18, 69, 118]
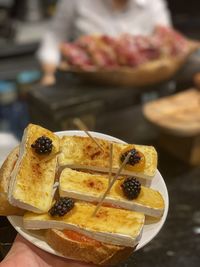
[8, 130, 169, 255]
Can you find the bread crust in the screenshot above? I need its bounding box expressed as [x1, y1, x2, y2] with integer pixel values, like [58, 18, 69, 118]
[0, 147, 24, 216]
[46, 229, 134, 265]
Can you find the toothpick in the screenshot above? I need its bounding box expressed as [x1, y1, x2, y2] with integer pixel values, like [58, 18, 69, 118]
[92, 152, 131, 217]
[73, 118, 104, 152]
[108, 143, 113, 185]
[73, 118, 89, 131]
[84, 131, 104, 152]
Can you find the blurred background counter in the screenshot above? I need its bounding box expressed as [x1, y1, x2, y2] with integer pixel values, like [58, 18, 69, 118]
[0, 0, 200, 137]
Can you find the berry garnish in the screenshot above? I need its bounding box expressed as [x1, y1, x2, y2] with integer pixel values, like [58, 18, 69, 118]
[49, 198, 75, 217]
[121, 177, 141, 200]
[31, 136, 53, 155]
[120, 148, 141, 166]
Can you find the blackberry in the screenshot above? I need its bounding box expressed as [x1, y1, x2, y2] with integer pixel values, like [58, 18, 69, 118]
[120, 149, 141, 166]
[121, 177, 141, 200]
[31, 136, 53, 154]
[49, 198, 75, 217]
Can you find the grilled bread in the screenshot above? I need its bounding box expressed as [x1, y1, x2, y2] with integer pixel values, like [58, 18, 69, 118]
[46, 228, 134, 265]
[0, 147, 24, 216]
[58, 136, 157, 184]
[8, 124, 60, 213]
[59, 168, 164, 218]
[23, 201, 145, 247]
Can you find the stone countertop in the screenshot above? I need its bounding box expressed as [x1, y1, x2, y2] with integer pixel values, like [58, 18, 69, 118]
[118, 148, 200, 267]
[1, 106, 200, 265]
[97, 106, 200, 267]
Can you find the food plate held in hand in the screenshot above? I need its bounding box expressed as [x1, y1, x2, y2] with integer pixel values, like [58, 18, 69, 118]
[0, 124, 169, 265]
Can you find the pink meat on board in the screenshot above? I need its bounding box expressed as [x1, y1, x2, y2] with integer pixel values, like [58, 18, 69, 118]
[76, 35, 118, 69]
[153, 25, 189, 56]
[60, 26, 191, 70]
[115, 34, 160, 67]
[61, 43, 95, 70]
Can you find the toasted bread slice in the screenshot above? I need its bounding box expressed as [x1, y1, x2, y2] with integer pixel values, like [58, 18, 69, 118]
[24, 201, 144, 247]
[59, 136, 157, 184]
[46, 229, 134, 265]
[0, 147, 24, 216]
[59, 168, 164, 217]
[8, 124, 60, 213]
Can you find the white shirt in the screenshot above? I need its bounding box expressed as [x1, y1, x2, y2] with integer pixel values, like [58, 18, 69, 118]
[38, 0, 171, 65]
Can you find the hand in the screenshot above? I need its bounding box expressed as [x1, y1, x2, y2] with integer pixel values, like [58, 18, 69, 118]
[40, 73, 56, 86]
[0, 234, 96, 267]
[40, 63, 57, 86]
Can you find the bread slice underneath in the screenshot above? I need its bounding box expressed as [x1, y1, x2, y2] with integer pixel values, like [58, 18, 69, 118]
[0, 147, 24, 216]
[46, 229, 134, 266]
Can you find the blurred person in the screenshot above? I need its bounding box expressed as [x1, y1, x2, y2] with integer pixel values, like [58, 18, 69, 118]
[38, 0, 171, 85]
[0, 234, 96, 267]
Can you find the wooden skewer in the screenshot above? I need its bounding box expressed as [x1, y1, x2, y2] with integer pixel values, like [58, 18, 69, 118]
[92, 152, 131, 217]
[108, 143, 113, 185]
[73, 118, 89, 131]
[84, 131, 104, 152]
[73, 118, 104, 152]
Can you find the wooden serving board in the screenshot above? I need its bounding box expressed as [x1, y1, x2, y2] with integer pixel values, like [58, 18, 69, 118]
[143, 88, 200, 136]
[60, 41, 200, 87]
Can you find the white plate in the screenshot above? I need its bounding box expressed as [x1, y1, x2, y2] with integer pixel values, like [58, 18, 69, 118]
[8, 130, 169, 256]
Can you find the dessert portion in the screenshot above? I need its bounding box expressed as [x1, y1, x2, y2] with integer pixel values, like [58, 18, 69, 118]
[59, 136, 157, 184]
[24, 202, 145, 248]
[59, 168, 164, 217]
[0, 123, 166, 265]
[8, 124, 60, 213]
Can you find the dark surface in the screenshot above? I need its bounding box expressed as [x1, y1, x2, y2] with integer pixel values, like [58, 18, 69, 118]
[27, 70, 181, 133]
[0, 54, 39, 81]
[97, 107, 200, 267]
[1, 106, 200, 266]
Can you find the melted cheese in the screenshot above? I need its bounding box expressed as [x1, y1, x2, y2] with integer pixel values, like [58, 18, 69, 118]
[8, 124, 60, 213]
[23, 202, 145, 247]
[59, 168, 164, 217]
[59, 136, 157, 182]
